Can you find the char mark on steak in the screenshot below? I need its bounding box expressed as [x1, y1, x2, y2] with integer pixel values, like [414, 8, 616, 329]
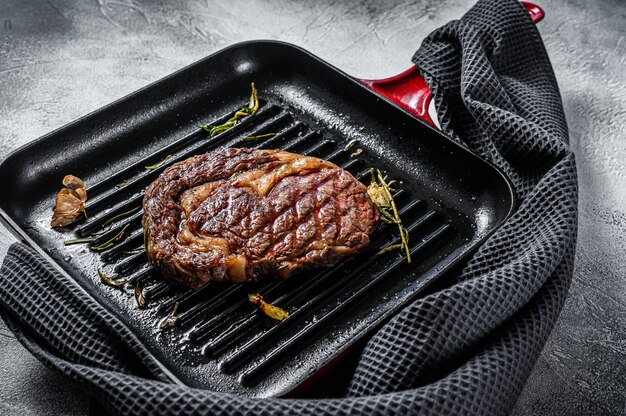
[142, 148, 379, 290]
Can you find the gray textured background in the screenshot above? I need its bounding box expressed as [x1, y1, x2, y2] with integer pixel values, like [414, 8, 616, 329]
[0, 0, 625, 415]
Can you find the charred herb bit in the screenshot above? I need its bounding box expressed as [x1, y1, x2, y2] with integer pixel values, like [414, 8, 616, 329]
[51, 175, 88, 227]
[101, 206, 141, 229]
[367, 168, 411, 263]
[145, 155, 172, 171]
[276, 264, 289, 271]
[98, 269, 127, 288]
[350, 148, 363, 158]
[143, 218, 149, 253]
[115, 179, 128, 188]
[159, 301, 181, 330]
[201, 83, 259, 138]
[248, 293, 289, 321]
[91, 224, 130, 252]
[244, 132, 277, 141]
[135, 282, 146, 308]
[64, 236, 95, 246]
[344, 139, 358, 151]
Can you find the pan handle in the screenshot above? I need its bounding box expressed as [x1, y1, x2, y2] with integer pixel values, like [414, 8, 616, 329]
[359, 1, 544, 128]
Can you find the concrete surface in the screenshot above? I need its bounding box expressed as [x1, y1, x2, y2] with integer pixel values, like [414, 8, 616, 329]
[0, 0, 624, 414]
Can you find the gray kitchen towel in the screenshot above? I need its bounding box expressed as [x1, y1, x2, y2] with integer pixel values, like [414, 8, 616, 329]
[0, 0, 577, 414]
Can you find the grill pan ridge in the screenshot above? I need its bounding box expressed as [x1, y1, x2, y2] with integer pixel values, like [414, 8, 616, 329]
[0, 41, 515, 397]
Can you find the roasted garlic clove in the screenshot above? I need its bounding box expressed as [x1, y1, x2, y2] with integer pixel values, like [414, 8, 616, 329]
[62, 175, 87, 202]
[248, 293, 289, 321]
[50, 175, 87, 227]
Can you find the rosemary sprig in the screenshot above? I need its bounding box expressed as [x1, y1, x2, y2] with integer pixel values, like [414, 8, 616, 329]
[98, 269, 127, 288]
[344, 139, 358, 151]
[91, 224, 130, 251]
[200, 83, 259, 138]
[244, 132, 277, 141]
[101, 206, 141, 229]
[64, 236, 95, 246]
[145, 155, 172, 170]
[159, 301, 181, 330]
[276, 264, 288, 271]
[367, 168, 411, 263]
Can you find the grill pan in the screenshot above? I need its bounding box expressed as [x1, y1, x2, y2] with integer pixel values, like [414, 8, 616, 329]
[0, 3, 544, 398]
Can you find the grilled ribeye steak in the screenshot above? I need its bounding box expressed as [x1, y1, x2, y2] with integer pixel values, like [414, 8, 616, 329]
[142, 148, 379, 289]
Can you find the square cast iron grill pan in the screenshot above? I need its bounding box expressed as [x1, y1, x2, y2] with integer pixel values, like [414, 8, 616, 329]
[0, 41, 515, 397]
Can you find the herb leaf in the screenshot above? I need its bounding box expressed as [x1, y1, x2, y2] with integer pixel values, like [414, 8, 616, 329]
[90, 225, 113, 236]
[98, 269, 127, 287]
[64, 236, 95, 246]
[101, 206, 141, 229]
[344, 139, 358, 151]
[350, 149, 363, 157]
[115, 180, 128, 188]
[159, 301, 181, 330]
[200, 83, 259, 138]
[244, 133, 277, 141]
[123, 248, 146, 256]
[91, 224, 130, 252]
[145, 155, 172, 170]
[135, 282, 146, 308]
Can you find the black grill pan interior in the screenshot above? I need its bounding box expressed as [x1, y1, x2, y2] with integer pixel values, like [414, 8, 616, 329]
[0, 41, 515, 397]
